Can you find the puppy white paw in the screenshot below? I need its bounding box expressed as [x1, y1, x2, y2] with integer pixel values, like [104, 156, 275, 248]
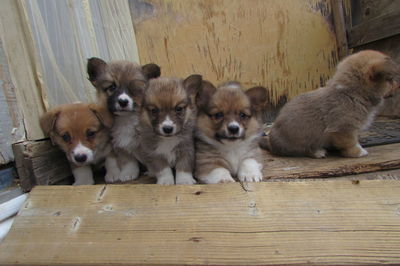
[176, 171, 196, 185]
[358, 147, 369, 157]
[156, 168, 175, 185]
[311, 149, 327, 159]
[104, 155, 121, 183]
[72, 165, 95, 185]
[201, 168, 235, 184]
[238, 158, 263, 182]
[118, 161, 140, 182]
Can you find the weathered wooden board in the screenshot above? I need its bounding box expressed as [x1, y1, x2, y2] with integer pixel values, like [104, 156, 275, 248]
[262, 142, 400, 179]
[1, 180, 400, 265]
[12, 140, 72, 192]
[130, 0, 339, 116]
[348, 7, 400, 48]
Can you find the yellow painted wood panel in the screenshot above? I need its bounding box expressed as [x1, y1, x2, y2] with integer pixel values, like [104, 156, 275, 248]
[1, 180, 400, 265]
[131, 0, 339, 106]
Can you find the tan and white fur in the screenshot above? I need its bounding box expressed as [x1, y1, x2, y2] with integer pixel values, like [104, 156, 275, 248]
[39, 103, 113, 185]
[195, 81, 268, 184]
[263, 50, 400, 158]
[133, 75, 203, 185]
[87, 57, 160, 183]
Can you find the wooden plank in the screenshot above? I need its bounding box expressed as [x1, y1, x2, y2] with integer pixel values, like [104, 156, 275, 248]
[130, 0, 339, 116]
[0, 0, 46, 140]
[348, 7, 400, 47]
[331, 0, 349, 59]
[12, 140, 72, 192]
[263, 142, 400, 179]
[1, 180, 400, 265]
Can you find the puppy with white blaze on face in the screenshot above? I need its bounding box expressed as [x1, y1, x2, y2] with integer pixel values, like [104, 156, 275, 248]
[195, 81, 268, 184]
[40, 103, 113, 185]
[134, 75, 203, 185]
[87, 57, 161, 183]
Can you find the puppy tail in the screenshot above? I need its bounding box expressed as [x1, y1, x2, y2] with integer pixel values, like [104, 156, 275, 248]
[258, 135, 271, 151]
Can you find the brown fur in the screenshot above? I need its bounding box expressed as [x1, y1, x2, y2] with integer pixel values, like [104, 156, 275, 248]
[265, 50, 400, 158]
[195, 82, 268, 184]
[133, 75, 202, 185]
[39, 103, 113, 184]
[86, 58, 160, 183]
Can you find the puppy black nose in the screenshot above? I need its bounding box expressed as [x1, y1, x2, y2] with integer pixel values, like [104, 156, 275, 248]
[228, 125, 240, 134]
[118, 98, 129, 107]
[162, 126, 174, 134]
[74, 154, 87, 163]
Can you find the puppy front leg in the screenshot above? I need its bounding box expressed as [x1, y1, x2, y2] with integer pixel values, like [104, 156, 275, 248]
[196, 167, 235, 184]
[175, 146, 196, 185]
[104, 153, 121, 183]
[71, 164, 94, 185]
[238, 158, 263, 182]
[329, 131, 368, 158]
[155, 167, 175, 185]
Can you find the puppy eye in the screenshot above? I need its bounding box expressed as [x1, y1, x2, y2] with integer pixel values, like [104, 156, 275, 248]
[86, 130, 96, 139]
[107, 83, 116, 92]
[239, 112, 249, 119]
[148, 107, 159, 115]
[214, 112, 224, 120]
[61, 133, 71, 143]
[175, 105, 185, 113]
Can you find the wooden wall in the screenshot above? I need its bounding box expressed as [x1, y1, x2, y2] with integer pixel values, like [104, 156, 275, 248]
[130, 0, 340, 120]
[347, 0, 400, 116]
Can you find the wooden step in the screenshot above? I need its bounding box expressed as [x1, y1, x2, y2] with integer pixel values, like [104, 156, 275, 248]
[1, 179, 400, 265]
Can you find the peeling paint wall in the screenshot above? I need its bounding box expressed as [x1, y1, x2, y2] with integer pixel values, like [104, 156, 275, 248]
[130, 0, 339, 118]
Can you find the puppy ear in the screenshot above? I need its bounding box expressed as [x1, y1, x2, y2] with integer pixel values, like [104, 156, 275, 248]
[89, 104, 113, 128]
[368, 58, 399, 82]
[196, 80, 217, 110]
[39, 109, 60, 136]
[142, 63, 161, 80]
[183, 74, 203, 96]
[87, 57, 108, 86]
[245, 86, 268, 113]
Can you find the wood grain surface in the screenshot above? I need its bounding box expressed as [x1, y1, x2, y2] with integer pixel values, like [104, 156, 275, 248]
[1, 180, 400, 265]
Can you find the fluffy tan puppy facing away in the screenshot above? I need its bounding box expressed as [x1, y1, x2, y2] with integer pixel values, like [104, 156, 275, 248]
[264, 50, 400, 158]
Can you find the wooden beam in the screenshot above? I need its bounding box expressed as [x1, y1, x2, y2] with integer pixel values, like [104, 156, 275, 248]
[263, 142, 400, 179]
[348, 7, 400, 48]
[331, 0, 349, 58]
[1, 180, 400, 265]
[12, 140, 72, 192]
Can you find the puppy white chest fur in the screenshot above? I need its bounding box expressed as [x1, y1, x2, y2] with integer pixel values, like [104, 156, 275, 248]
[362, 106, 379, 131]
[219, 138, 253, 175]
[112, 114, 139, 150]
[154, 136, 180, 166]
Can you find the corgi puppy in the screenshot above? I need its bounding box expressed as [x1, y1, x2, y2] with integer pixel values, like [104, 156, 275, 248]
[134, 75, 203, 185]
[40, 103, 113, 185]
[87, 57, 160, 183]
[264, 50, 400, 158]
[195, 81, 268, 184]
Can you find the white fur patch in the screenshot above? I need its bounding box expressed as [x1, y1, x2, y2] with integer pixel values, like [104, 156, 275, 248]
[104, 155, 121, 183]
[363, 107, 379, 131]
[156, 168, 175, 185]
[237, 158, 263, 182]
[112, 114, 140, 151]
[119, 159, 140, 182]
[312, 149, 327, 159]
[202, 167, 235, 184]
[154, 136, 180, 166]
[72, 165, 94, 185]
[176, 171, 196, 185]
[116, 93, 134, 111]
[71, 142, 94, 164]
[356, 143, 369, 157]
[159, 115, 176, 135]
